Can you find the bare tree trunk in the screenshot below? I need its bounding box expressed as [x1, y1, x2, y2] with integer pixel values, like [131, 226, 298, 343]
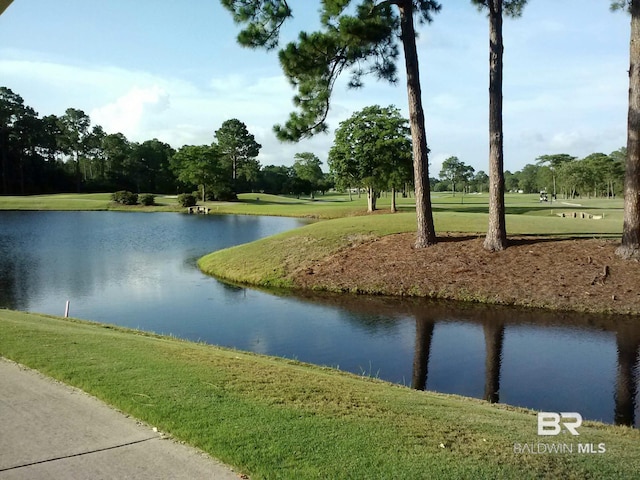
[391, 187, 397, 212]
[399, 2, 437, 248]
[74, 150, 81, 193]
[617, 0, 640, 259]
[484, 0, 508, 252]
[367, 186, 377, 212]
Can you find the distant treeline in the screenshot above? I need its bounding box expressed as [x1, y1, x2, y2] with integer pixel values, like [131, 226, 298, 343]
[0, 86, 334, 198]
[430, 151, 627, 198]
[0, 86, 625, 199]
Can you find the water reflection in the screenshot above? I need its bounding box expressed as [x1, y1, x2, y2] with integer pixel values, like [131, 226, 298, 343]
[411, 315, 434, 391]
[615, 325, 640, 426]
[483, 321, 504, 404]
[291, 291, 640, 427]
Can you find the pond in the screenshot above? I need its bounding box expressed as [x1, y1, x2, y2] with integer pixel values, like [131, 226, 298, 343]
[0, 211, 638, 427]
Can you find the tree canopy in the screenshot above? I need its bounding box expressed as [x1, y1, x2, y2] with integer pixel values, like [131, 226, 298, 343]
[328, 104, 412, 212]
[171, 145, 223, 201]
[214, 118, 261, 193]
[439, 156, 475, 196]
[292, 152, 324, 199]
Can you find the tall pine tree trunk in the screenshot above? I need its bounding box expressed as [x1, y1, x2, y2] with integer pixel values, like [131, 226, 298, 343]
[484, 0, 508, 251]
[399, 2, 437, 248]
[617, 0, 640, 259]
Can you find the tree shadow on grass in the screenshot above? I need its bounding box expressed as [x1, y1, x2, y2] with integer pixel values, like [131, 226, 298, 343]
[431, 233, 620, 246]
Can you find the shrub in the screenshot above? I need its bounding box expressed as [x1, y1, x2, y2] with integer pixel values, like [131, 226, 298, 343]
[139, 194, 156, 206]
[111, 191, 138, 205]
[177, 193, 197, 207]
[211, 186, 237, 201]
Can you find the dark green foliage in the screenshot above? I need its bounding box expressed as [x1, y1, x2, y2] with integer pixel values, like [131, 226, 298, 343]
[611, 0, 632, 12]
[170, 145, 225, 201]
[210, 185, 238, 201]
[292, 152, 324, 199]
[0, 86, 183, 196]
[214, 119, 261, 192]
[177, 193, 197, 207]
[439, 156, 475, 195]
[471, 0, 527, 17]
[329, 105, 412, 210]
[0, 87, 74, 194]
[329, 105, 412, 191]
[139, 194, 156, 206]
[111, 190, 138, 205]
[128, 139, 176, 194]
[221, 0, 292, 50]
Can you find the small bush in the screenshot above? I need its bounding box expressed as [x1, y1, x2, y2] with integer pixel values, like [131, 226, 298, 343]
[177, 193, 197, 207]
[212, 186, 237, 201]
[139, 194, 156, 206]
[111, 191, 138, 205]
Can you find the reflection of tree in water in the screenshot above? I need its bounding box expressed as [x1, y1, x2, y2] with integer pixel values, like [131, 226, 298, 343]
[290, 290, 640, 426]
[411, 314, 434, 390]
[0, 248, 35, 311]
[0, 262, 22, 310]
[615, 324, 640, 427]
[483, 322, 504, 404]
[410, 312, 504, 404]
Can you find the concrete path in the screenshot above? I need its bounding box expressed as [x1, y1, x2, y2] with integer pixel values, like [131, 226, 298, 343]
[0, 359, 242, 479]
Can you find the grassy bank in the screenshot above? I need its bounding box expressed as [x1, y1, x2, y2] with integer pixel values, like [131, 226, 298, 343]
[1, 309, 638, 479]
[198, 206, 624, 289]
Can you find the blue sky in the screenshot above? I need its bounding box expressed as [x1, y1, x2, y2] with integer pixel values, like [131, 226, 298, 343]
[0, 1, 631, 175]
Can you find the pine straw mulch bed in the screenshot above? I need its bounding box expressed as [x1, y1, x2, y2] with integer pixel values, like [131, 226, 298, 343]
[291, 234, 640, 315]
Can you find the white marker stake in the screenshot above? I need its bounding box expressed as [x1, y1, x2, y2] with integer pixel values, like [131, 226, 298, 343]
[64, 301, 70, 318]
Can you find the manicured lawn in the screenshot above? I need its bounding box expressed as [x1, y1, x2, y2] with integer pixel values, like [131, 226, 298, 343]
[2, 310, 638, 480]
[199, 201, 624, 289]
[0, 191, 625, 221]
[0, 193, 182, 211]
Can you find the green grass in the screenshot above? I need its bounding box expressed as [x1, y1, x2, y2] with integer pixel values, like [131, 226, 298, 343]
[1, 309, 638, 480]
[199, 201, 624, 289]
[199, 213, 416, 286]
[0, 191, 625, 220]
[0, 193, 183, 211]
[206, 192, 389, 218]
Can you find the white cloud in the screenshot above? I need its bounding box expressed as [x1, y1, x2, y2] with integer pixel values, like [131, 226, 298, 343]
[91, 86, 170, 139]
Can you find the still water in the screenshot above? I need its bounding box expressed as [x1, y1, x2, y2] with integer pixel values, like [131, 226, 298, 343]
[0, 211, 638, 427]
